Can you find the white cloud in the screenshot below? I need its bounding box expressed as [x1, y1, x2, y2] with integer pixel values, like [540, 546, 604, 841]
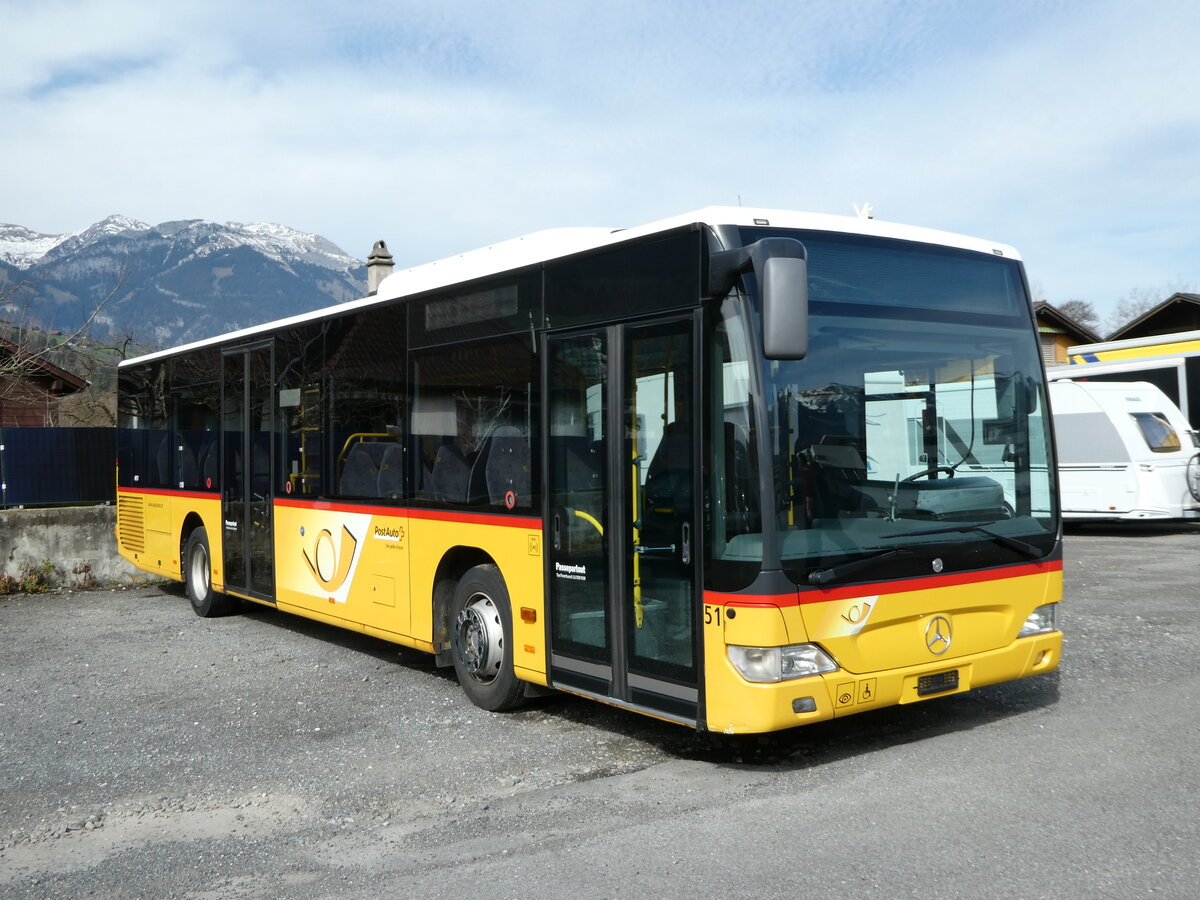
[3, 0, 1198, 321]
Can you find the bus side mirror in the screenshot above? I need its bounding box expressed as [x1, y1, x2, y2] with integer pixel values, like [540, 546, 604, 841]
[996, 373, 1040, 419]
[708, 237, 809, 360]
[761, 255, 808, 360]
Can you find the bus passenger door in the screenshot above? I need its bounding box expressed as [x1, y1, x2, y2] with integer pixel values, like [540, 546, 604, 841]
[546, 315, 700, 725]
[221, 343, 275, 600]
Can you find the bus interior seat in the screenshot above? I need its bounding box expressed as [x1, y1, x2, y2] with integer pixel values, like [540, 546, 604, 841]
[178, 441, 199, 489]
[340, 441, 388, 497]
[411, 435, 437, 495]
[809, 439, 867, 478]
[198, 434, 217, 487]
[152, 433, 170, 487]
[644, 421, 691, 517]
[250, 433, 272, 497]
[559, 436, 600, 497]
[555, 436, 603, 545]
[427, 439, 470, 503]
[486, 426, 531, 506]
[377, 442, 405, 499]
[808, 439, 869, 517]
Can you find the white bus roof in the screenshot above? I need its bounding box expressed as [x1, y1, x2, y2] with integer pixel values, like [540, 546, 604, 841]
[120, 206, 1022, 369]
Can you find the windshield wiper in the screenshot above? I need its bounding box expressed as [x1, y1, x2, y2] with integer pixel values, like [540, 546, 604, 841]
[807, 548, 914, 586]
[882, 522, 1043, 559]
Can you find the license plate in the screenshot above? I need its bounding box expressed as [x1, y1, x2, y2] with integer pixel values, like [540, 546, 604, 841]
[917, 669, 959, 697]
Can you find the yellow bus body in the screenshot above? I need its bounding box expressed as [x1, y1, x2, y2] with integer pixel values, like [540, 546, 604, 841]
[702, 563, 1061, 734]
[117, 490, 550, 685]
[119, 486, 1060, 734]
[117, 489, 220, 586]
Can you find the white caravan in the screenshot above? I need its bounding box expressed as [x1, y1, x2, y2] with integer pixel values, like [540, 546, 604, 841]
[1048, 379, 1200, 520]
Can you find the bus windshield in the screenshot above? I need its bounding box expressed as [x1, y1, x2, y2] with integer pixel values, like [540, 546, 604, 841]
[728, 228, 1056, 587]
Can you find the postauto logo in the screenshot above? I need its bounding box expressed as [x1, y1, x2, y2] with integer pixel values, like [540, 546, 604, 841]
[302, 525, 359, 594]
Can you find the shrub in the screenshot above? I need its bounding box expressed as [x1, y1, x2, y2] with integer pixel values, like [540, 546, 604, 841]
[0, 560, 62, 595]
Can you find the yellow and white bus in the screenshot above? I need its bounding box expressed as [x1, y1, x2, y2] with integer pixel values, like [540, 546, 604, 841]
[116, 207, 1062, 734]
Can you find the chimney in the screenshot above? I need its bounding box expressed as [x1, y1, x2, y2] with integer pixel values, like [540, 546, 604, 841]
[366, 240, 394, 295]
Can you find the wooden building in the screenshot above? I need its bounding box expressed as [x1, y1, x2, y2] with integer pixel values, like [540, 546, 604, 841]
[0, 337, 88, 427]
[1108, 293, 1200, 341]
[1034, 301, 1102, 367]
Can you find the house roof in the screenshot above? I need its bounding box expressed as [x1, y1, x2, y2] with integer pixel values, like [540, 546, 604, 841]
[1108, 293, 1200, 341]
[1033, 301, 1103, 344]
[0, 336, 88, 394]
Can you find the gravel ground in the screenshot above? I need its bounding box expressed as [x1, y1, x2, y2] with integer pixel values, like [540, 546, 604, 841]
[2, 522, 1198, 898]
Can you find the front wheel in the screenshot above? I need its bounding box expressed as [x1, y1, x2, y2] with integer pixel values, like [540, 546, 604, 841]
[450, 565, 527, 711]
[184, 527, 238, 617]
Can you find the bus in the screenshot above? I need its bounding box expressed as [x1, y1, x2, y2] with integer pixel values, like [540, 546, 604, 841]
[115, 207, 1062, 735]
[1063, 330, 1200, 427]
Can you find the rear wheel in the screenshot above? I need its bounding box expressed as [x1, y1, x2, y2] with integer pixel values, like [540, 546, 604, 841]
[450, 565, 527, 711]
[184, 527, 238, 617]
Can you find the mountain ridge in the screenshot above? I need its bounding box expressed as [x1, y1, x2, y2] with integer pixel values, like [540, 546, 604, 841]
[0, 215, 367, 348]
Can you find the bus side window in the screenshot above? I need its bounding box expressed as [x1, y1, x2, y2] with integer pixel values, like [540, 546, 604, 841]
[412, 334, 538, 511]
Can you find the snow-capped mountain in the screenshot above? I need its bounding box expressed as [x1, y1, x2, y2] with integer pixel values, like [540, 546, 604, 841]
[0, 215, 368, 347]
[0, 224, 66, 268]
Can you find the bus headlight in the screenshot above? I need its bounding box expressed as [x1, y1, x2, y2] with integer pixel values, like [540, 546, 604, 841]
[1018, 603, 1057, 637]
[728, 644, 838, 683]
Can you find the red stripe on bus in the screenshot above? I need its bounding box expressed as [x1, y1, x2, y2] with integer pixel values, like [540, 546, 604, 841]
[404, 507, 542, 529]
[704, 560, 1062, 607]
[274, 497, 540, 529]
[117, 487, 216, 501]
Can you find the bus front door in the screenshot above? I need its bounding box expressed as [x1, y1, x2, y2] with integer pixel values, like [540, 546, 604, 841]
[546, 316, 700, 725]
[221, 343, 275, 601]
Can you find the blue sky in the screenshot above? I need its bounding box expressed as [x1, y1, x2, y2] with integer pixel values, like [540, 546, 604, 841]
[4, 0, 1199, 325]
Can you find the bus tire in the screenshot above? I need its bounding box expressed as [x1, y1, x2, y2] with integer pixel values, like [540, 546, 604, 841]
[184, 527, 238, 618]
[450, 564, 527, 711]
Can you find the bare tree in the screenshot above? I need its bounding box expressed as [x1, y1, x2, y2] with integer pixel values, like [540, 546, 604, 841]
[1056, 299, 1101, 333]
[51, 332, 142, 427]
[1106, 281, 1198, 336]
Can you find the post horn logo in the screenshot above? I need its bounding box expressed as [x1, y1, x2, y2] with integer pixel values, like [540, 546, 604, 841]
[303, 525, 358, 592]
[925, 615, 952, 655]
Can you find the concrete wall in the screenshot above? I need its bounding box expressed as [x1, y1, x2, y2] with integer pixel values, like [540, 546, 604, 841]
[0, 506, 155, 589]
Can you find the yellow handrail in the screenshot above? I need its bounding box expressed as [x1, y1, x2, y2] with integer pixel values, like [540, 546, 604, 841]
[573, 509, 604, 535]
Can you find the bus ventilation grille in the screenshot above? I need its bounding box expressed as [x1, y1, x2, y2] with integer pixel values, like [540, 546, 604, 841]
[117, 495, 146, 553]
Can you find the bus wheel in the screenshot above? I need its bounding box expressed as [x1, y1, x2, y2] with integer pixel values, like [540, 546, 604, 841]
[184, 527, 238, 618]
[450, 565, 527, 711]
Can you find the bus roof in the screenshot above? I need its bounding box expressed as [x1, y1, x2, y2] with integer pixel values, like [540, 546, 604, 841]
[1068, 328, 1200, 357]
[119, 206, 1022, 369]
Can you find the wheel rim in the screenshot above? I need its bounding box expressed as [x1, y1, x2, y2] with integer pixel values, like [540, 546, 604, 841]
[454, 592, 504, 685]
[1188, 455, 1200, 502]
[189, 542, 210, 598]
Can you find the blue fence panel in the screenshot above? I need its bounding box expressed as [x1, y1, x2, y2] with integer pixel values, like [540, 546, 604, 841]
[0, 428, 116, 507]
